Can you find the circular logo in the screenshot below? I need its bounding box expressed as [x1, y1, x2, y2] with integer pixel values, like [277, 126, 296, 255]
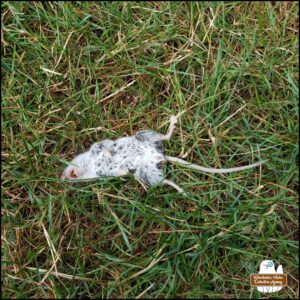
[268, 261, 273, 267]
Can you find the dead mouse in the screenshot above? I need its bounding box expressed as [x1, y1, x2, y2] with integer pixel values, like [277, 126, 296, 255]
[61, 115, 267, 194]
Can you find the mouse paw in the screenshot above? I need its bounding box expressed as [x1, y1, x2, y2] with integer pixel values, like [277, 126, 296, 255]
[170, 115, 178, 125]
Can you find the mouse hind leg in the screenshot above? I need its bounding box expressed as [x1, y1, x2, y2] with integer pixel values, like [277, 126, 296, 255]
[135, 115, 178, 142]
[162, 179, 186, 194]
[134, 167, 186, 195]
[156, 114, 177, 141]
[162, 115, 177, 141]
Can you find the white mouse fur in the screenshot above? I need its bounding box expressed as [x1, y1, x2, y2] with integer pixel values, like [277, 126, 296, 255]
[62, 115, 267, 193]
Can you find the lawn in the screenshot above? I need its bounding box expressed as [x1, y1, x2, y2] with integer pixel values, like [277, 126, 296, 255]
[1, 1, 299, 298]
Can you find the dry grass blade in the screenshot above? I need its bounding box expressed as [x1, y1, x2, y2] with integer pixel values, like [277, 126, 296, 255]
[25, 267, 93, 282]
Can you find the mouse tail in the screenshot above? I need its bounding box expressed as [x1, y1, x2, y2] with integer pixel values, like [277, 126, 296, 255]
[165, 156, 268, 174]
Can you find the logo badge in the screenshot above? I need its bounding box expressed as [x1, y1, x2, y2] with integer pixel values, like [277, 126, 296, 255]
[250, 260, 287, 293]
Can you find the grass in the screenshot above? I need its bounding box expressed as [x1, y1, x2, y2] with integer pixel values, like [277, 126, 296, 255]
[1, 1, 299, 298]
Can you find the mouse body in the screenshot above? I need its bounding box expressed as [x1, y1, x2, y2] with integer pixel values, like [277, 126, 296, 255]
[62, 115, 267, 194]
[92, 133, 166, 186]
[62, 132, 167, 185]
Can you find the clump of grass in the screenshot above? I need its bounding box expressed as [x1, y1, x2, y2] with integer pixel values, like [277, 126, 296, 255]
[1, 1, 299, 298]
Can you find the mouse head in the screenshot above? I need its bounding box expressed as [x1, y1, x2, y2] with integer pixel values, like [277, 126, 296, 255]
[61, 140, 113, 180]
[61, 151, 93, 180]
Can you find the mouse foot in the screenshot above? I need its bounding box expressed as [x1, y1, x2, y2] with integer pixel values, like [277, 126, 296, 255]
[163, 179, 185, 194]
[170, 115, 178, 126]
